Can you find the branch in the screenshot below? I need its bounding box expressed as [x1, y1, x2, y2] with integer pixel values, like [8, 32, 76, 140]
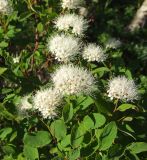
[128, 0, 147, 32]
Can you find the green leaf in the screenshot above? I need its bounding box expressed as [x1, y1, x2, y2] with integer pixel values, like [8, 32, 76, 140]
[80, 96, 94, 110]
[0, 103, 16, 120]
[99, 122, 117, 151]
[81, 140, 98, 157]
[9, 131, 17, 142]
[94, 94, 112, 115]
[60, 134, 71, 149]
[2, 145, 15, 155]
[92, 67, 110, 78]
[81, 115, 94, 132]
[75, 96, 94, 112]
[68, 148, 80, 160]
[117, 104, 137, 112]
[127, 142, 147, 154]
[108, 144, 124, 158]
[0, 41, 8, 48]
[19, 12, 34, 22]
[37, 22, 44, 33]
[0, 67, 7, 75]
[0, 127, 12, 140]
[50, 119, 67, 141]
[71, 124, 84, 148]
[93, 113, 106, 128]
[23, 145, 39, 160]
[23, 131, 52, 148]
[63, 103, 73, 123]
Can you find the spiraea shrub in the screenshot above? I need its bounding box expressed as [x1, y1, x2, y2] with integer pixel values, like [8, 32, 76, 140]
[0, 0, 147, 159]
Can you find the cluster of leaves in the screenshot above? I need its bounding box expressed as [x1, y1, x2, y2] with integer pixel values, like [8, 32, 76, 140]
[0, 0, 147, 159]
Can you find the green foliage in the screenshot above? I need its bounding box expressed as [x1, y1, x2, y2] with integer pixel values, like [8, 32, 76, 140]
[99, 122, 117, 151]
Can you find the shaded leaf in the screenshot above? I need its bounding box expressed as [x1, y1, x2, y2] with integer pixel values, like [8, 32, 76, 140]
[63, 104, 73, 123]
[99, 122, 117, 151]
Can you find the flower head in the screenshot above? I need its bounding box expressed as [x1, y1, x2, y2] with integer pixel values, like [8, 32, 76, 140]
[33, 88, 62, 119]
[0, 0, 12, 14]
[18, 95, 32, 112]
[105, 38, 121, 49]
[61, 0, 85, 10]
[12, 55, 20, 63]
[52, 65, 96, 95]
[47, 34, 81, 62]
[55, 14, 88, 36]
[82, 43, 107, 62]
[107, 76, 138, 101]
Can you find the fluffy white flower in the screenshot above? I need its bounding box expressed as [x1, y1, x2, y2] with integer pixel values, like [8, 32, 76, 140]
[0, 0, 12, 14]
[33, 88, 62, 119]
[18, 96, 32, 111]
[107, 76, 138, 101]
[55, 14, 88, 36]
[61, 0, 85, 9]
[47, 34, 81, 62]
[52, 65, 96, 95]
[106, 38, 121, 49]
[13, 55, 20, 63]
[82, 43, 107, 62]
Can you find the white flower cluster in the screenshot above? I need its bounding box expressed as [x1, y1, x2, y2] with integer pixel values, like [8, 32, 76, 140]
[33, 88, 62, 119]
[18, 96, 32, 112]
[107, 76, 138, 101]
[82, 43, 107, 62]
[106, 38, 121, 49]
[0, 0, 12, 14]
[61, 0, 85, 10]
[55, 14, 88, 36]
[18, 0, 139, 120]
[47, 34, 81, 62]
[52, 65, 95, 95]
